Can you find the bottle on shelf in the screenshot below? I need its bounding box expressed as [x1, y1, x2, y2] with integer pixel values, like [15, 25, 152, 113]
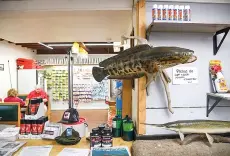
[90, 128, 102, 148]
[157, 5, 163, 20]
[152, 4, 157, 21]
[185, 5, 191, 21]
[178, 5, 184, 21]
[101, 128, 113, 147]
[173, 5, 179, 21]
[168, 5, 174, 21]
[163, 5, 168, 20]
[112, 115, 122, 138]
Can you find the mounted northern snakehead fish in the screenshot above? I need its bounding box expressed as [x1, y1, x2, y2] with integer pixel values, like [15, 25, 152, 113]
[92, 37, 197, 114]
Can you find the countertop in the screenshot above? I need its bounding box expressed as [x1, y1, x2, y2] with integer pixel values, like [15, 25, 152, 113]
[14, 138, 133, 156]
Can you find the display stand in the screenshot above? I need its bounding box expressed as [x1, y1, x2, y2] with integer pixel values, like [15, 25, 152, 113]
[41, 121, 62, 140]
[25, 102, 45, 120]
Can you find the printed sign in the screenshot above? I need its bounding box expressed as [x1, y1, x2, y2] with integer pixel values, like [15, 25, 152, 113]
[172, 67, 198, 84]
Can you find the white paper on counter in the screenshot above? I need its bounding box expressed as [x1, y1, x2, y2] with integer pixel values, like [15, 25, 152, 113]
[19, 145, 53, 156]
[57, 148, 90, 156]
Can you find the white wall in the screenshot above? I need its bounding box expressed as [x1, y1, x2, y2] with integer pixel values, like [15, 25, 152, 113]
[145, 2, 230, 135]
[146, 32, 230, 135]
[0, 41, 36, 99]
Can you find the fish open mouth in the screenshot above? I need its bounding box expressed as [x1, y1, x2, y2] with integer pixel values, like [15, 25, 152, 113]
[187, 55, 197, 63]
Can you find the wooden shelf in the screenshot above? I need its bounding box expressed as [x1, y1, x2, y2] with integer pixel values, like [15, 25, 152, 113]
[146, 21, 230, 39]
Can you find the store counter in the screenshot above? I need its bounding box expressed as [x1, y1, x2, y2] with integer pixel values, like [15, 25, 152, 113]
[14, 138, 132, 156]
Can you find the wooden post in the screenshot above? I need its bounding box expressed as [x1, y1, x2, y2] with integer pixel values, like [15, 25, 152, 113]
[136, 0, 146, 135]
[122, 29, 134, 118]
[122, 80, 132, 118]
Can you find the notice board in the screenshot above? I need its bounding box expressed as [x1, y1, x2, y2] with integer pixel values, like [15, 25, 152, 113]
[172, 67, 198, 85]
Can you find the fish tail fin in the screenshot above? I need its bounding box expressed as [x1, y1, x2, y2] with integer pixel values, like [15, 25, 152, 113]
[92, 67, 107, 82]
[140, 123, 164, 128]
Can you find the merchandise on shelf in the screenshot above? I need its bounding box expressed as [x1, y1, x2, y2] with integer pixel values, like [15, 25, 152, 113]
[42, 65, 109, 104]
[52, 69, 69, 101]
[107, 104, 116, 127]
[152, 4, 191, 22]
[92, 80, 109, 101]
[209, 60, 228, 93]
[73, 84, 92, 103]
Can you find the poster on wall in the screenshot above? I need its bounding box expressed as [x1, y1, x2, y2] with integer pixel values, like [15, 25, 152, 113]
[172, 67, 198, 85]
[0, 64, 4, 71]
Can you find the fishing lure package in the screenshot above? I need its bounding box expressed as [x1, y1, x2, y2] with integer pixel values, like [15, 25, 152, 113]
[209, 60, 228, 93]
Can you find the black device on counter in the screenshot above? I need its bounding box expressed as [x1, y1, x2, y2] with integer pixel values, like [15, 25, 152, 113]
[59, 108, 79, 124]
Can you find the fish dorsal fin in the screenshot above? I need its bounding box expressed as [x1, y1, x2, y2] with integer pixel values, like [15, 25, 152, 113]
[179, 131, 184, 141]
[205, 133, 214, 145]
[99, 44, 151, 67]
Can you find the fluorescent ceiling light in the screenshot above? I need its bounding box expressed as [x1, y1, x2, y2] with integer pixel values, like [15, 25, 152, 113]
[48, 44, 72, 47]
[38, 42, 53, 49]
[47, 43, 114, 47]
[84, 43, 114, 46]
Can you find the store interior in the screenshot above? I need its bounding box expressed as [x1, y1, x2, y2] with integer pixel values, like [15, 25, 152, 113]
[1, 0, 230, 155]
[16, 42, 118, 130]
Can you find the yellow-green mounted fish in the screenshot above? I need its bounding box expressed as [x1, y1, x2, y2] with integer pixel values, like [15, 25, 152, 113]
[142, 120, 230, 145]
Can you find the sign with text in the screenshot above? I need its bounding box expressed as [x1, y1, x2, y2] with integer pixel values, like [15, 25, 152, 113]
[172, 67, 198, 85]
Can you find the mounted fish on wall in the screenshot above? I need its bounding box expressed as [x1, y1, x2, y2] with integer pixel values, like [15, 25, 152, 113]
[92, 36, 197, 114]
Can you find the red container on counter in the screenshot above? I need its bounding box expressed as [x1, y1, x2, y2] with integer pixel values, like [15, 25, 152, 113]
[25, 120, 31, 135]
[20, 119, 26, 135]
[37, 119, 44, 135]
[31, 120, 38, 135]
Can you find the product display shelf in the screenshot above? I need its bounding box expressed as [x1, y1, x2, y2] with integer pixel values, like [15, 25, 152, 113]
[146, 21, 230, 55]
[147, 21, 230, 35]
[206, 93, 230, 117]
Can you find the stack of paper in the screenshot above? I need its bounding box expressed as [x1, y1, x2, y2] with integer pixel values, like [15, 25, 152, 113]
[0, 127, 20, 141]
[0, 141, 26, 156]
[19, 145, 53, 156]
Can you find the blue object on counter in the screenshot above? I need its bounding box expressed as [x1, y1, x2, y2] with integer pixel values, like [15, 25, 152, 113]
[116, 80, 122, 118]
[66, 127, 73, 137]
